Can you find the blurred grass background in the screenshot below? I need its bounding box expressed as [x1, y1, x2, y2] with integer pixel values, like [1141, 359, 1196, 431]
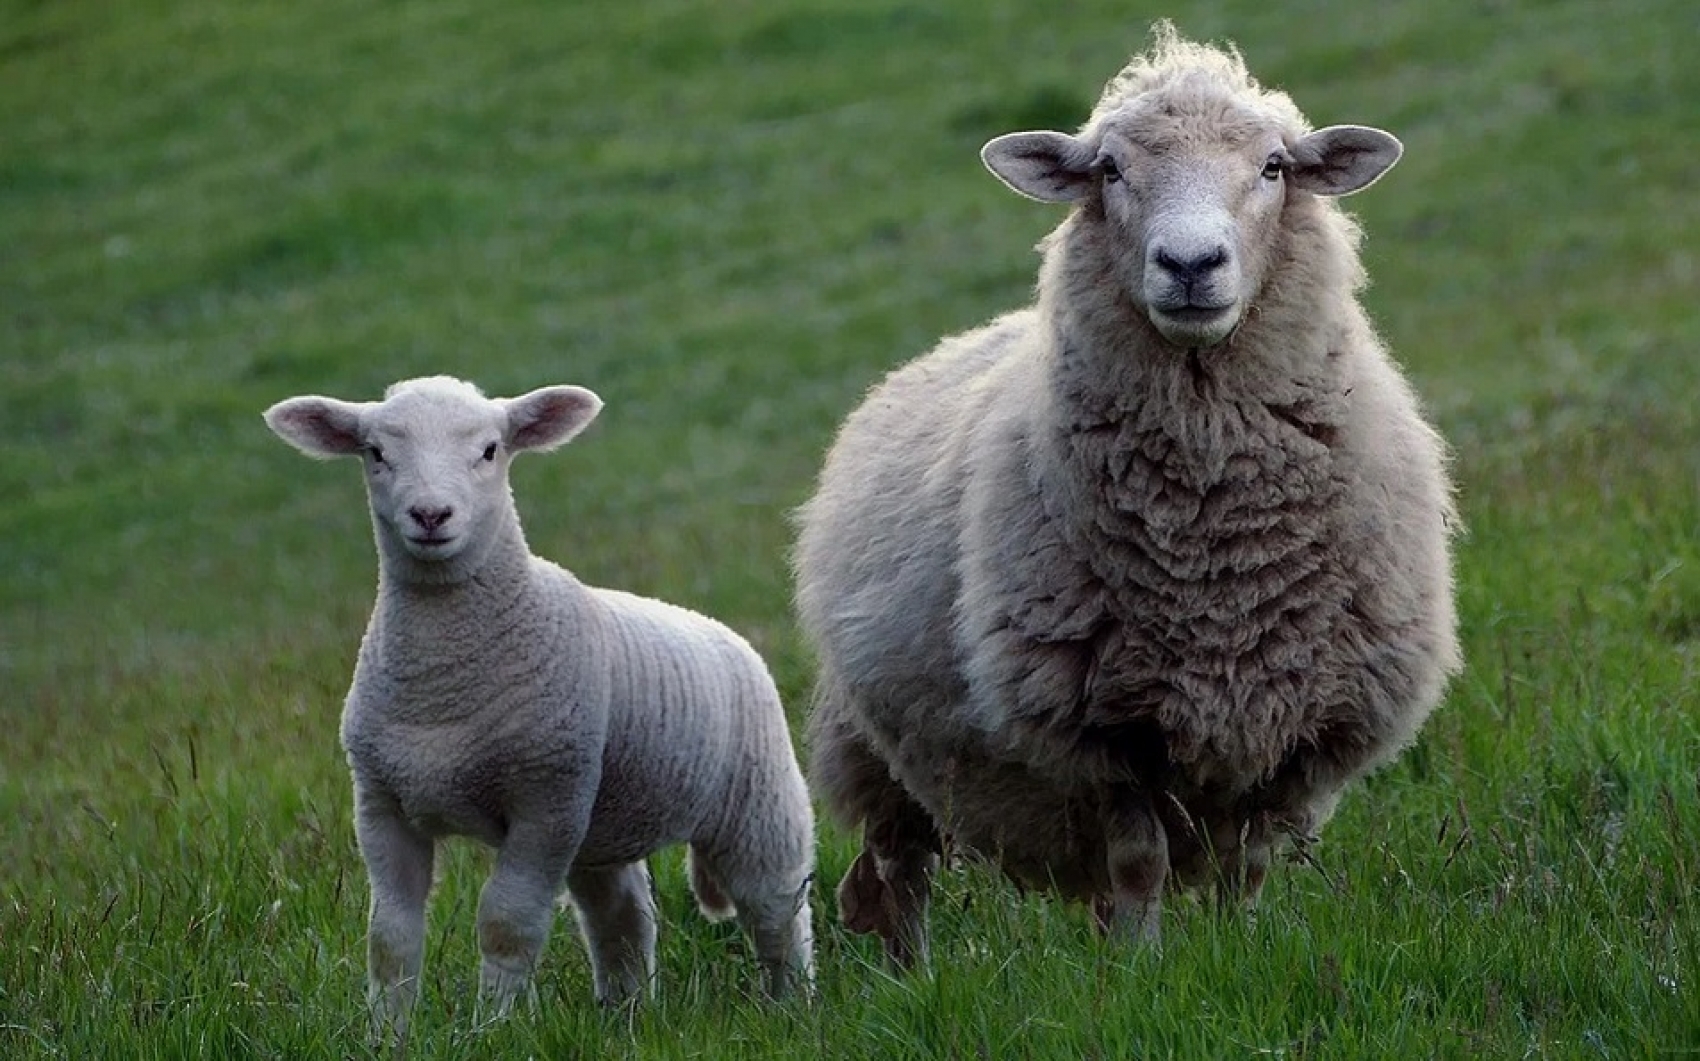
[3, 0, 1698, 1055]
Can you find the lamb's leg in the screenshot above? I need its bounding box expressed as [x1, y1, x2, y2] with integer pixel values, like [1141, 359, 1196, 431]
[475, 820, 581, 1020]
[1099, 788, 1169, 944]
[730, 876, 815, 999]
[565, 861, 658, 1006]
[354, 784, 435, 1041]
[685, 845, 736, 922]
[691, 836, 815, 997]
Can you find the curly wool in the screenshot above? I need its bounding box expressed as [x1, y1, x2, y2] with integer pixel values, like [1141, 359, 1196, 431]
[796, 28, 1459, 906]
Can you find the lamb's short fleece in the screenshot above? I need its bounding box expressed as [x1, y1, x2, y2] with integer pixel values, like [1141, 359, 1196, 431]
[795, 22, 1459, 967]
[266, 375, 813, 1034]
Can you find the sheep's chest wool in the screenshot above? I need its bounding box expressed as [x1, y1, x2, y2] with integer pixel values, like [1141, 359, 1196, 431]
[794, 21, 1458, 966]
[1035, 355, 1361, 785]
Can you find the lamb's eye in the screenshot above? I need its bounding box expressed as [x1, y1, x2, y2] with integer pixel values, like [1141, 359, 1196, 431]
[367, 445, 386, 466]
[481, 442, 498, 462]
[1261, 154, 1284, 181]
[1097, 156, 1123, 184]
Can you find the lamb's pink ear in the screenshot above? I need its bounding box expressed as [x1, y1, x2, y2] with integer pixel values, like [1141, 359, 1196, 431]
[264, 396, 368, 458]
[981, 131, 1097, 203]
[1289, 125, 1402, 197]
[503, 385, 602, 452]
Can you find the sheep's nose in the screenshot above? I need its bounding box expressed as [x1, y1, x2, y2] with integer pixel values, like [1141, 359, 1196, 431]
[408, 505, 454, 532]
[1153, 245, 1229, 287]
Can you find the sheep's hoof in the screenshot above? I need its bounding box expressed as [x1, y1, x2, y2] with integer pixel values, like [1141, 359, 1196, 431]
[836, 850, 889, 936]
[837, 850, 930, 969]
[883, 923, 930, 970]
[367, 1008, 410, 1049]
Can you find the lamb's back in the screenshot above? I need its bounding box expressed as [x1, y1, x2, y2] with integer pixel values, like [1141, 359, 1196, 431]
[572, 584, 786, 864]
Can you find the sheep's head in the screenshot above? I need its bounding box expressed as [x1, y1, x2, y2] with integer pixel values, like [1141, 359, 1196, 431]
[264, 376, 601, 581]
[980, 34, 1400, 350]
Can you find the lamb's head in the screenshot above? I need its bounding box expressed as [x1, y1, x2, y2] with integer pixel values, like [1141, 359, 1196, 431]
[980, 25, 1401, 350]
[264, 376, 601, 582]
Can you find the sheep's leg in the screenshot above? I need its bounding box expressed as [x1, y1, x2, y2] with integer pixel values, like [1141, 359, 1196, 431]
[354, 784, 435, 1041]
[565, 861, 658, 1006]
[1220, 756, 1349, 910]
[810, 699, 940, 969]
[842, 799, 940, 970]
[1100, 789, 1169, 944]
[1212, 811, 1272, 911]
[475, 821, 581, 1020]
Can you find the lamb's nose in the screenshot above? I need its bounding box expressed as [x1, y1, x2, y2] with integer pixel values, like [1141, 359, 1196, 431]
[409, 505, 453, 532]
[1153, 245, 1229, 287]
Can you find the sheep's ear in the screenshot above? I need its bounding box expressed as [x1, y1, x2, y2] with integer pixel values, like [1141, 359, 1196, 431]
[264, 396, 368, 458]
[1289, 125, 1402, 197]
[504, 385, 602, 452]
[981, 131, 1097, 203]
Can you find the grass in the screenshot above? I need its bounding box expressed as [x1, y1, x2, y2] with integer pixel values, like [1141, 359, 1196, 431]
[3, 0, 1699, 1055]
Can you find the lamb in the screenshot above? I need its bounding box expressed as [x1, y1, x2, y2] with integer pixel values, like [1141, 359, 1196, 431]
[264, 375, 814, 1034]
[794, 22, 1459, 966]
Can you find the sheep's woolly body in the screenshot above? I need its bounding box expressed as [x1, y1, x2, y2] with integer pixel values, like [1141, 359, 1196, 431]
[796, 26, 1458, 932]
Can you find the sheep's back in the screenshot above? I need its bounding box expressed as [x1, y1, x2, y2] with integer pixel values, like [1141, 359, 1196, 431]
[795, 312, 1038, 739]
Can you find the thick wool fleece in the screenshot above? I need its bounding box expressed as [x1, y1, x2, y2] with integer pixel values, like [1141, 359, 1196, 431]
[795, 29, 1458, 909]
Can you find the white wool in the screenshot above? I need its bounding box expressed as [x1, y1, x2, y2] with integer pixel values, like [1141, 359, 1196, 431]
[265, 375, 813, 1035]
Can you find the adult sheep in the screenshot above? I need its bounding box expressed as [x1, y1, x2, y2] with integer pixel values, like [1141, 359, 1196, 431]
[794, 23, 1459, 966]
[265, 376, 814, 1035]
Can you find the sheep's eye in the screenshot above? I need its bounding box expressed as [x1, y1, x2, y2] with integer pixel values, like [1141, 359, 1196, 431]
[481, 442, 498, 462]
[367, 445, 386, 465]
[1261, 154, 1284, 181]
[1097, 156, 1123, 185]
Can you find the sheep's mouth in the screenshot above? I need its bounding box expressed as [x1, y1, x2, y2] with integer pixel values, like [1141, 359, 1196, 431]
[1156, 304, 1232, 323]
[406, 534, 458, 553]
[1148, 303, 1239, 347]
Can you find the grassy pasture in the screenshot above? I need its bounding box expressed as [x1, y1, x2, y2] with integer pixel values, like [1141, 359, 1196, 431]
[3, 0, 1698, 1055]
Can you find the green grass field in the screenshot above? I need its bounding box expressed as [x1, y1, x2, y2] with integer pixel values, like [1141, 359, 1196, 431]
[4, 0, 1698, 1055]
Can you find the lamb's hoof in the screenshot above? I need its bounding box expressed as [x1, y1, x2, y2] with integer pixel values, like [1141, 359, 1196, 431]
[474, 964, 537, 1028]
[1090, 893, 1162, 946]
[1091, 894, 1114, 935]
[592, 970, 649, 1009]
